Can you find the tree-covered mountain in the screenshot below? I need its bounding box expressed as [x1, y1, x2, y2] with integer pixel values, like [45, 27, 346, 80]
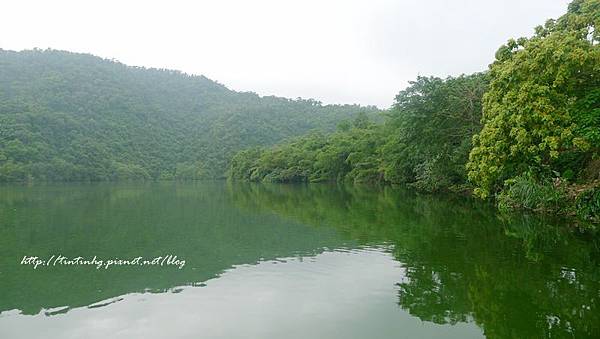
[0, 49, 378, 181]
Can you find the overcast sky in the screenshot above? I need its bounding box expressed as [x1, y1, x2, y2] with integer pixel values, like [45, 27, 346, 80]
[1, 0, 570, 108]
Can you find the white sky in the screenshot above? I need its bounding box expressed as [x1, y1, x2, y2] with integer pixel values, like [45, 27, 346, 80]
[1, 0, 570, 108]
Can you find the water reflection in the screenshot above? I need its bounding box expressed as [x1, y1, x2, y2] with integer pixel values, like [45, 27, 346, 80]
[0, 182, 598, 338]
[0, 182, 346, 316]
[230, 183, 600, 338]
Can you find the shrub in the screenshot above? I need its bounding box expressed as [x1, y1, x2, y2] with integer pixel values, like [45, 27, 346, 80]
[497, 174, 569, 213]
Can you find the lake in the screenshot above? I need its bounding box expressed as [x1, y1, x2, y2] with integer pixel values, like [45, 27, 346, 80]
[0, 182, 598, 338]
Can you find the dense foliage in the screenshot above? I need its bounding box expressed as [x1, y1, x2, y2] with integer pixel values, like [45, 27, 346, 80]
[229, 74, 488, 193]
[381, 73, 488, 191]
[0, 49, 377, 181]
[467, 0, 600, 198]
[228, 112, 385, 184]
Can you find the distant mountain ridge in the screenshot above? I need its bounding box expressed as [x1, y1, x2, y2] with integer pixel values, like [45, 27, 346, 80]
[0, 49, 378, 181]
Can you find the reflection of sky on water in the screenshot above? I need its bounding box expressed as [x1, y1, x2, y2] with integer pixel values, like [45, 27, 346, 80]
[0, 249, 483, 339]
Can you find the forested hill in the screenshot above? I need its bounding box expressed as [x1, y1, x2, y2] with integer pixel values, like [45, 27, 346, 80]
[0, 49, 378, 181]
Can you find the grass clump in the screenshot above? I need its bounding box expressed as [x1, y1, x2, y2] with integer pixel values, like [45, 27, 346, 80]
[497, 174, 569, 213]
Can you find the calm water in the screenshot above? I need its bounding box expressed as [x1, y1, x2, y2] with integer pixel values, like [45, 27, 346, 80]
[0, 182, 598, 338]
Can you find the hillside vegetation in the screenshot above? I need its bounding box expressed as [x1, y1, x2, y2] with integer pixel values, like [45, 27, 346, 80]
[0, 49, 377, 181]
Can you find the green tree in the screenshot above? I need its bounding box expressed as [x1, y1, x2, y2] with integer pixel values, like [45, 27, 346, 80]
[467, 0, 600, 198]
[382, 74, 488, 191]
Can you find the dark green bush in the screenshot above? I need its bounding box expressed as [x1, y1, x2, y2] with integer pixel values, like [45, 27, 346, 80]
[576, 187, 600, 224]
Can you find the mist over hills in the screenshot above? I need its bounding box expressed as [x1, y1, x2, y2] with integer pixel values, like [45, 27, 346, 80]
[0, 49, 378, 181]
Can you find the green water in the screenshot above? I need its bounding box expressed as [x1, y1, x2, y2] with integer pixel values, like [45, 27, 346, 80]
[0, 182, 598, 339]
